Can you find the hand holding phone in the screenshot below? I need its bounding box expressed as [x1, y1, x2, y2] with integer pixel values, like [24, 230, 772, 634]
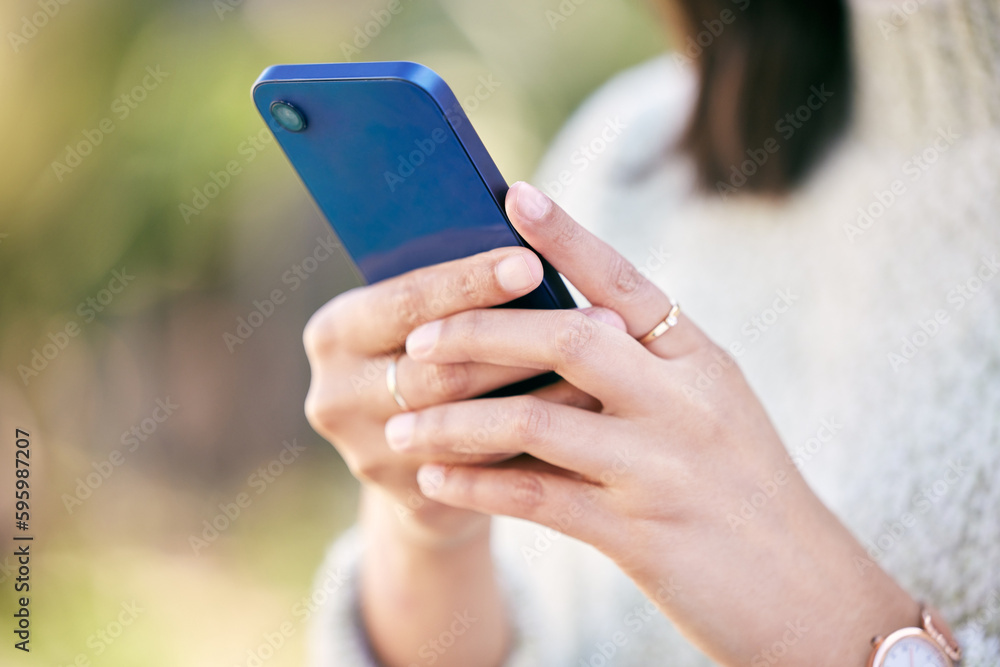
[252, 61, 576, 309]
[254, 61, 578, 399]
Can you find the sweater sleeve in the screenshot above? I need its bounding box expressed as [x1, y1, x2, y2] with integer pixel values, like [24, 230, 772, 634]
[305, 527, 379, 667]
[954, 623, 1000, 667]
[306, 514, 701, 666]
[304, 523, 582, 667]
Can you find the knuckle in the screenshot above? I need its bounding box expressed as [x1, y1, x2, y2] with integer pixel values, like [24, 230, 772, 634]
[445, 467, 476, 502]
[510, 472, 547, 512]
[423, 362, 472, 401]
[427, 254, 496, 313]
[455, 263, 493, 305]
[304, 393, 341, 437]
[509, 397, 551, 444]
[605, 254, 645, 302]
[302, 313, 324, 358]
[303, 300, 345, 358]
[303, 384, 321, 424]
[554, 312, 598, 365]
[682, 381, 728, 441]
[346, 457, 389, 487]
[551, 215, 582, 249]
[390, 279, 428, 330]
[304, 382, 355, 439]
[447, 309, 484, 346]
[415, 407, 448, 445]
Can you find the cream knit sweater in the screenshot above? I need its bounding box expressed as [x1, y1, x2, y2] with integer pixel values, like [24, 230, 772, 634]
[310, 0, 1000, 664]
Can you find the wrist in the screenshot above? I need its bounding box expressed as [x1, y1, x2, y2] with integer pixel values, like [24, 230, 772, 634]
[655, 486, 926, 667]
[361, 484, 491, 552]
[782, 525, 924, 666]
[773, 500, 925, 667]
[358, 491, 509, 667]
[843, 588, 923, 666]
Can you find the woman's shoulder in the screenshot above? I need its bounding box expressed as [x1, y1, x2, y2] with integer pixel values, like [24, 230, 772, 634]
[533, 54, 698, 238]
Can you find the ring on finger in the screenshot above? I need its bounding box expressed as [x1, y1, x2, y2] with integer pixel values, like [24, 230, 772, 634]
[637, 299, 681, 346]
[385, 352, 411, 412]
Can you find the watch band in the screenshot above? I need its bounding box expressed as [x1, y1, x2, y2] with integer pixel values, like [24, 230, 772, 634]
[921, 603, 962, 662]
[868, 603, 962, 666]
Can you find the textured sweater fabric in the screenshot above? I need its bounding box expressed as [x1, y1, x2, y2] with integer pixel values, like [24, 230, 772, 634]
[309, 0, 1000, 664]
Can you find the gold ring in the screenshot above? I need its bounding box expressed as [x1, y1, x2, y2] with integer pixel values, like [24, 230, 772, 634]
[385, 353, 410, 412]
[638, 300, 681, 345]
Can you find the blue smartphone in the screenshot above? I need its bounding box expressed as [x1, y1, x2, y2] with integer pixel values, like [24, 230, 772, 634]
[252, 61, 576, 393]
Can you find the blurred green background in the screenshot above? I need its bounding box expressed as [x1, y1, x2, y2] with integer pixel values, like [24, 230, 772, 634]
[0, 0, 666, 664]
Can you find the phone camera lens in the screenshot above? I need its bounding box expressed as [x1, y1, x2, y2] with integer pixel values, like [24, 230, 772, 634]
[270, 101, 307, 132]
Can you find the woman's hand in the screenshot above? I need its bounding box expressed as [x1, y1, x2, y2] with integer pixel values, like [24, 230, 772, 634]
[303, 229, 619, 546]
[386, 182, 921, 666]
[303, 241, 555, 545]
[303, 195, 631, 667]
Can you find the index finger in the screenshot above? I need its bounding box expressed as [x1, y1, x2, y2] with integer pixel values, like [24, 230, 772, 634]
[506, 182, 708, 358]
[305, 246, 544, 355]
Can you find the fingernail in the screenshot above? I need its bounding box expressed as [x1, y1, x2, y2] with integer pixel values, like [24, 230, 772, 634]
[581, 307, 628, 332]
[497, 254, 540, 292]
[407, 320, 441, 359]
[514, 182, 551, 222]
[385, 413, 416, 450]
[417, 465, 446, 497]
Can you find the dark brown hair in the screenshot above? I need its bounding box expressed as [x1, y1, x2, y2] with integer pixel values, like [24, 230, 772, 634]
[671, 0, 852, 196]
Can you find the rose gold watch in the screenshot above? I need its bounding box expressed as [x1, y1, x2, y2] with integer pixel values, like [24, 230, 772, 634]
[867, 603, 962, 667]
